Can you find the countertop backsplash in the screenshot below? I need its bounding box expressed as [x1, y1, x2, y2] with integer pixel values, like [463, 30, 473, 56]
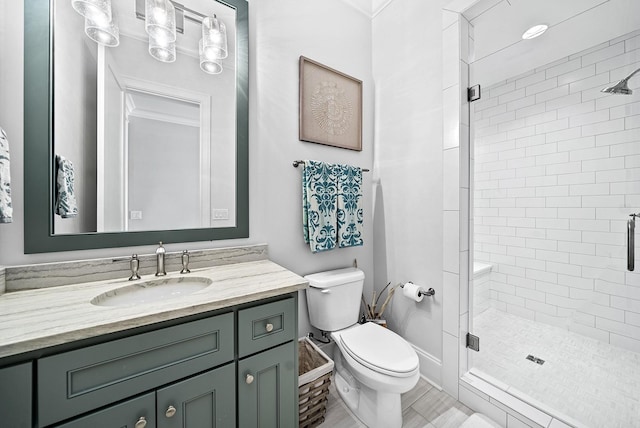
[2, 244, 269, 293]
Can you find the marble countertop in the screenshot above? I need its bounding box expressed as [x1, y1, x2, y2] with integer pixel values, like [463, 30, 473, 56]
[0, 260, 307, 359]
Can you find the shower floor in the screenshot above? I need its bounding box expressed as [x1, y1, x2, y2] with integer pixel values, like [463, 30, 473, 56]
[472, 308, 640, 428]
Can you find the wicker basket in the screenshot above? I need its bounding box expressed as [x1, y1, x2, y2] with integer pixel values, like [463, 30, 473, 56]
[298, 337, 334, 428]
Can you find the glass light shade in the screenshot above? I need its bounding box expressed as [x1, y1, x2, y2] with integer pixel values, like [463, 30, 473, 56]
[199, 39, 223, 74]
[72, 0, 112, 24]
[149, 34, 176, 63]
[85, 16, 119, 47]
[202, 16, 228, 60]
[145, 0, 177, 43]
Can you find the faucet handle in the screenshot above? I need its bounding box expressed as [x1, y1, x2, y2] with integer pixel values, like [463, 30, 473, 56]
[129, 254, 141, 281]
[180, 250, 191, 274]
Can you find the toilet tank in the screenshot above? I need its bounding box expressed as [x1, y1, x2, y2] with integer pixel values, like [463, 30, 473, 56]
[304, 267, 365, 332]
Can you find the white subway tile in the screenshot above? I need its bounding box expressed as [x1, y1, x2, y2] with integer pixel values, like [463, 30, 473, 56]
[595, 50, 640, 74]
[474, 96, 499, 112]
[568, 72, 612, 94]
[516, 257, 547, 270]
[572, 253, 610, 268]
[525, 143, 557, 157]
[581, 42, 625, 66]
[515, 134, 546, 148]
[568, 323, 611, 343]
[507, 95, 537, 112]
[489, 140, 517, 153]
[526, 268, 558, 282]
[535, 118, 569, 134]
[557, 172, 595, 185]
[490, 110, 517, 126]
[546, 229, 582, 242]
[517, 227, 547, 238]
[596, 317, 640, 338]
[499, 208, 526, 217]
[581, 85, 609, 103]
[569, 183, 610, 195]
[515, 197, 545, 208]
[595, 169, 632, 183]
[624, 114, 640, 130]
[490, 81, 516, 97]
[516, 287, 546, 302]
[507, 157, 536, 169]
[524, 238, 556, 251]
[507, 246, 536, 259]
[498, 293, 525, 307]
[535, 85, 570, 104]
[568, 146, 609, 161]
[595, 87, 640, 110]
[625, 33, 640, 51]
[537, 281, 570, 297]
[572, 311, 596, 326]
[491, 225, 516, 236]
[525, 207, 557, 218]
[558, 64, 597, 86]
[525, 111, 558, 127]
[507, 188, 536, 198]
[587, 302, 626, 322]
[526, 300, 558, 315]
[536, 249, 570, 263]
[516, 166, 546, 178]
[536, 185, 569, 197]
[570, 219, 610, 231]
[546, 196, 581, 207]
[535, 152, 569, 166]
[557, 241, 596, 255]
[526, 175, 557, 187]
[558, 207, 596, 219]
[583, 230, 624, 245]
[600, 129, 640, 149]
[557, 100, 595, 120]
[610, 101, 640, 119]
[545, 92, 581, 111]
[626, 154, 640, 168]
[490, 169, 515, 180]
[515, 70, 547, 89]
[582, 118, 625, 137]
[507, 126, 536, 140]
[557, 136, 595, 152]
[570, 40, 610, 60]
[569, 109, 610, 127]
[526, 78, 558, 97]
[610, 181, 640, 194]
[509, 275, 536, 289]
[546, 162, 581, 175]
[499, 178, 526, 188]
[482, 103, 509, 119]
[459, 386, 508, 427]
[545, 58, 582, 79]
[498, 118, 527, 133]
[610, 334, 640, 353]
[581, 195, 625, 207]
[546, 127, 581, 143]
[582, 157, 625, 172]
[557, 274, 593, 289]
[611, 296, 640, 313]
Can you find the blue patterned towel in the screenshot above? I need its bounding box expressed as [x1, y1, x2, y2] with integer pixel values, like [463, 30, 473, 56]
[55, 154, 78, 218]
[0, 127, 12, 223]
[337, 164, 363, 248]
[302, 160, 338, 253]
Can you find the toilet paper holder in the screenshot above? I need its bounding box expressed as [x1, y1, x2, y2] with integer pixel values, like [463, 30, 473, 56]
[400, 282, 435, 298]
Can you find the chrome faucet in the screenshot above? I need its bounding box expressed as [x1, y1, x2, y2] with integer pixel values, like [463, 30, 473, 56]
[129, 254, 141, 280]
[155, 242, 166, 276]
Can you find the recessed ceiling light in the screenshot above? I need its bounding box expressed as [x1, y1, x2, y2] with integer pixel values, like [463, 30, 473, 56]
[522, 24, 548, 40]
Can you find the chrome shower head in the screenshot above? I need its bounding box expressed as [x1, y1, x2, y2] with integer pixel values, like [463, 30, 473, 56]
[602, 67, 640, 95]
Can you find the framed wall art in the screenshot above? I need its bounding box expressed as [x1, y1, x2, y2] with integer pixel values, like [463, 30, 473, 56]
[299, 56, 362, 151]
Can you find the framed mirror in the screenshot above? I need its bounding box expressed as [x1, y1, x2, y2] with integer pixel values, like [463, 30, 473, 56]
[24, 0, 248, 253]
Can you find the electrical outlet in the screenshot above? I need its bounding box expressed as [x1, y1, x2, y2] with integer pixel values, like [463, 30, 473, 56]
[130, 210, 143, 220]
[212, 209, 229, 220]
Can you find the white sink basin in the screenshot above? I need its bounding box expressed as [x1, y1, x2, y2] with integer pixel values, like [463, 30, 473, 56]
[91, 276, 213, 307]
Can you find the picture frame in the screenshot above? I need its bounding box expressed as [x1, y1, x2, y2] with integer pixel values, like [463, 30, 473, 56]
[299, 56, 363, 151]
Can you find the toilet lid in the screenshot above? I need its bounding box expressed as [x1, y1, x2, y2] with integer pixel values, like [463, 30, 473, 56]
[339, 322, 419, 377]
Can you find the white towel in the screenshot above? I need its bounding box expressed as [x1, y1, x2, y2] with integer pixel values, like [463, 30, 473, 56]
[55, 154, 78, 218]
[0, 127, 13, 223]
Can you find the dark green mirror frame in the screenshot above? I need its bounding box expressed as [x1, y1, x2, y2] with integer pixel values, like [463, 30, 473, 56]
[24, 0, 249, 254]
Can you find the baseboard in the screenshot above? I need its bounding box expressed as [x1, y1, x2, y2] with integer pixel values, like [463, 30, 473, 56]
[410, 342, 442, 389]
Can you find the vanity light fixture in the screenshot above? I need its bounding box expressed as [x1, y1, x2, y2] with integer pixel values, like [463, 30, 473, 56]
[522, 24, 548, 40]
[149, 33, 176, 63]
[84, 13, 120, 47]
[72, 0, 112, 24]
[199, 39, 223, 74]
[202, 15, 228, 60]
[144, 0, 177, 43]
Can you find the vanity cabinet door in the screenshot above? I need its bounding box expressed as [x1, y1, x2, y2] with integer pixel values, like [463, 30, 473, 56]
[156, 363, 235, 428]
[0, 362, 32, 428]
[237, 341, 296, 428]
[54, 392, 156, 428]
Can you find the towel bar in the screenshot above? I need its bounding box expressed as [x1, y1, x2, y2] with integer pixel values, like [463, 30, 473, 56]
[292, 160, 370, 172]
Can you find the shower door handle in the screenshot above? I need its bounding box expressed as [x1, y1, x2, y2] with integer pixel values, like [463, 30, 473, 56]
[628, 214, 638, 271]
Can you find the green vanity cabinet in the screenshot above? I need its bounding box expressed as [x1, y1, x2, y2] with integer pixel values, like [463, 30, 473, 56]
[0, 362, 32, 428]
[156, 363, 235, 427]
[53, 392, 156, 428]
[237, 342, 296, 428]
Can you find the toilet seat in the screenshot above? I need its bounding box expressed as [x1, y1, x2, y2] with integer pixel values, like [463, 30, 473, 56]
[338, 322, 419, 378]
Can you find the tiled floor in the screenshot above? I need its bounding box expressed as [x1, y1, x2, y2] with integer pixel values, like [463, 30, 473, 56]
[473, 308, 640, 428]
[319, 377, 474, 428]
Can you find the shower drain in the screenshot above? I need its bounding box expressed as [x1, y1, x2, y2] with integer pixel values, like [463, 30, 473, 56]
[526, 354, 545, 365]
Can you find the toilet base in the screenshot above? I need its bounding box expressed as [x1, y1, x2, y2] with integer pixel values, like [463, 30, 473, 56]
[333, 357, 404, 428]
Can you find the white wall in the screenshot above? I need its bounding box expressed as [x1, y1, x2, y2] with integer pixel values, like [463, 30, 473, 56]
[0, 0, 374, 338]
[372, 0, 444, 380]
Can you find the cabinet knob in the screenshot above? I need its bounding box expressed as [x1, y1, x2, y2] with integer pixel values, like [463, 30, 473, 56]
[165, 405, 177, 418]
[135, 417, 147, 428]
[245, 373, 255, 384]
[265, 323, 274, 332]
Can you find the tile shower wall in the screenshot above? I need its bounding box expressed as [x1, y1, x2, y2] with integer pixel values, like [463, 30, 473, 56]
[473, 30, 640, 353]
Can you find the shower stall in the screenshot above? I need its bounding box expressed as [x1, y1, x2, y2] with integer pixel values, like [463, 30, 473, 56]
[463, 1, 640, 427]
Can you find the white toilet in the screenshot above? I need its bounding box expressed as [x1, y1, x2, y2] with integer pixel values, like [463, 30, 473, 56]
[304, 267, 420, 428]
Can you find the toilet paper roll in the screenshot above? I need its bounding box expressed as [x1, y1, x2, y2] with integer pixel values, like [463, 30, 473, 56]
[403, 282, 423, 302]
